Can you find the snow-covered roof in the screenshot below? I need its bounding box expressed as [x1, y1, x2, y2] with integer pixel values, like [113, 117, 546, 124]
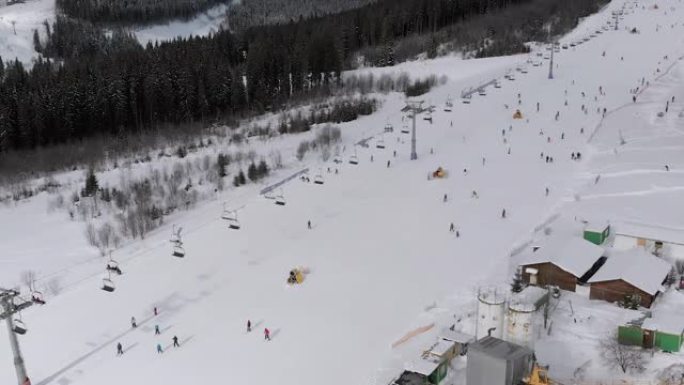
[426, 340, 454, 357]
[405, 358, 441, 376]
[613, 221, 684, 245]
[469, 336, 533, 360]
[440, 329, 475, 344]
[510, 286, 548, 311]
[588, 248, 672, 295]
[521, 236, 605, 277]
[642, 291, 684, 333]
[584, 221, 609, 233]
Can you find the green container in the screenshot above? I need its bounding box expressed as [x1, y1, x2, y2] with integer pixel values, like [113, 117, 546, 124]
[428, 362, 448, 384]
[655, 331, 683, 352]
[618, 325, 643, 346]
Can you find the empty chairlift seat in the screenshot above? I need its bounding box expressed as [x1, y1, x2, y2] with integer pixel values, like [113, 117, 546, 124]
[102, 278, 116, 292]
[172, 245, 185, 258]
[13, 319, 27, 335]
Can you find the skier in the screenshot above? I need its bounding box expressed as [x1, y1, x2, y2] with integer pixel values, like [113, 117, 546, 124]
[387, 160, 391, 168]
[536, 102, 540, 112]
[580, 127, 585, 134]
[555, 111, 560, 121]
[264, 328, 271, 341]
[482, 157, 486, 166]
[665, 165, 670, 171]
[455, 230, 460, 238]
[449, 223, 455, 232]
[370, 155, 374, 162]
[393, 150, 397, 157]
[154, 307, 158, 316]
[501, 209, 507, 219]
[131, 317, 137, 328]
[307, 220, 312, 229]
[117, 342, 124, 356]
[443, 194, 448, 203]
[157, 343, 163, 354]
[545, 187, 550, 197]
[173, 335, 180, 348]
[633, 95, 637, 103]
[247, 320, 252, 332]
[155, 325, 161, 335]
[472, 190, 478, 199]
[561, 133, 565, 140]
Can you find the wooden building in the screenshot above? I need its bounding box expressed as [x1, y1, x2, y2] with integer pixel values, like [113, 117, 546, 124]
[520, 236, 606, 292]
[588, 248, 672, 308]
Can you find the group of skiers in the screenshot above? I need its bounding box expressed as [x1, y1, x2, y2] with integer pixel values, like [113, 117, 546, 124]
[247, 320, 272, 341]
[116, 307, 181, 357]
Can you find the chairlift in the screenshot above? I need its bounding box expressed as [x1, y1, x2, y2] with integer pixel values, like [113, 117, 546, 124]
[376, 137, 386, 149]
[314, 173, 324, 185]
[508, 73, 516, 81]
[494, 81, 501, 89]
[13, 319, 27, 335]
[401, 124, 410, 134]
[170, 224, 183, 245]
[107, 259, 122, 275]
[384, 122, 394, 133]
[520, 67, 528, 74]
[349, 154, 359, 165]
[444, 97, 453, 112]
[31, 291, 46, 305]
[423, 111, 432, 121]
[478, 88, 487, 96]
[462, 95, 472, 104]
[102, 274, 116, 292]
[172, 245, 185, 258]
[275, 194, 286, 206]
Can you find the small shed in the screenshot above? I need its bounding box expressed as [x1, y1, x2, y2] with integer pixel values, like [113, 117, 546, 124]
[439, 329, 476, 358]
[588, 248, 672, 308]
[403, 357, 448, 385]
[466, 336, 534, 385]
[642, 315, 684, 352]
[520, 236, 606, 292]
[584, 221, 610, 245]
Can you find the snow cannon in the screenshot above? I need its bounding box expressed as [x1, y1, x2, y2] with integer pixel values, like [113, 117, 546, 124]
[287, 267, 309, 284]
[513, 110, 523, 119]
[431, 167, 448, 179]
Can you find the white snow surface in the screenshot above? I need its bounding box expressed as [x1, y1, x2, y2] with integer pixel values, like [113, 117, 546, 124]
[3, 0, 684, 384]
[589, 248, 672, 296]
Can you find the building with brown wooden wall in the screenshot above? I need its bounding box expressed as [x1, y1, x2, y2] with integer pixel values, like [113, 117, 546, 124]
[519, 236, 606, 292]
[588, 248, 671, 308]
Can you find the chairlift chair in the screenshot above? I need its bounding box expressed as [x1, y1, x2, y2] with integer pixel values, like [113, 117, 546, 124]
[384, 123, 393, 133]
[102, 277, 116, 292]
[314, 174, 324, 185]
[349, 154, 359, 165]
[494, 81, 502, 89]
[462, 95, 472, 104]
[172, 245, 185, 258]
[478, 88, 487, 96]
[376, 138, 386, 149]
[107, 260, 122, 275]
[275, 194, 286, 206]
[401, 124, 410, 134]
[13, 319, 27, 335]
[31, 291, 46, 305]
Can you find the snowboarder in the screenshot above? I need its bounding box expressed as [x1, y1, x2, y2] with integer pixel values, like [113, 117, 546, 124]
[247, 320, 252, 332]
[155, 325, 161, 335]
[307, 220, 312, 229]
[264, 328, 271, 341]
[173, 336, 180, 348]
[131, 317, 137, 329]
[157, 343, 163, 354]
[117, 342, 124, 356]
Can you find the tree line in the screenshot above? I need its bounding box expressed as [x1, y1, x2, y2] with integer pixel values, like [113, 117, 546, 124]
[0, 0, 607, 154]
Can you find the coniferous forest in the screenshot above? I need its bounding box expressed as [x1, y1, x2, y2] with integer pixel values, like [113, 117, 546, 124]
[0, 0, 608, 153]
[56, 0, 228, 24]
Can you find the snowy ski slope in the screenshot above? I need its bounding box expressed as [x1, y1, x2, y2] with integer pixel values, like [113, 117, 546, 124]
[3, 0, 684, 384]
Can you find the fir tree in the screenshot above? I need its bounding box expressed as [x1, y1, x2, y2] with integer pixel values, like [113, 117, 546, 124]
[84, 169, 99, 197]
[247, 162, 258, 182]
[511, 267, 525, 293]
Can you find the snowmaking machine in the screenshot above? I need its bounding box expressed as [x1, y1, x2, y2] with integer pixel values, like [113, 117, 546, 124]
[287, 267, 309, 284]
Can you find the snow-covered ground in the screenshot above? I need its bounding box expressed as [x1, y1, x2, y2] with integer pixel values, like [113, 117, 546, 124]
[0, 0, 230, 65]
[3, 0, 684, 384]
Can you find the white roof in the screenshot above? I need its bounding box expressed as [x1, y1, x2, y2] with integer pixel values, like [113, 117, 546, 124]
[440, 329, 475, 344]
[613, 221, 684, 245]
[521, 236, 605, 277]
[584, 221, 609, 233]
[427, 340, 454, 356]
[510, 286, 548, 311]
[588, 248, 672, 295]
[642, 291, 684, 333]
[406, 358, 441, 376]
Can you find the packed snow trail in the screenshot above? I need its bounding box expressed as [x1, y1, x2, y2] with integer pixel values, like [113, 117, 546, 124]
[4, 0, 684, 384]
